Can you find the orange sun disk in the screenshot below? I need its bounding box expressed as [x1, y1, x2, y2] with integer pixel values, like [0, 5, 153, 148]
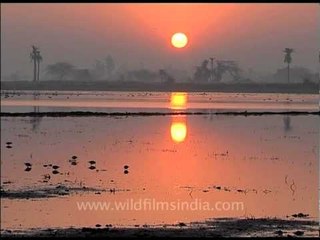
[171, 32, 188, 48]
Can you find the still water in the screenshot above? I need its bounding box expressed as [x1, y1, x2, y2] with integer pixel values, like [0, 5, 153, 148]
[1, 91, 318, 112]
[1, 91, 319, 230]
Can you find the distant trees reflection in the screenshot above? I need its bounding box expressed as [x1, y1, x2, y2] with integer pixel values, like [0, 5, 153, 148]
[30, 93, 42, 132]
[283, 116, 292, 133]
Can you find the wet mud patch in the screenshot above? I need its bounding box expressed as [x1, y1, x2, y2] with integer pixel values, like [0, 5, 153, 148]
[0, 185, 130, 199]
[1, 218, 318, 237]
[1, 110, 319, 117]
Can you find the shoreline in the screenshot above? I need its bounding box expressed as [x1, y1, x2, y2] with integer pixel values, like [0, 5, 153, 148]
[1, 81, 319, 94]
[1, 111, 320, 117]
[1, 218, 318, 238]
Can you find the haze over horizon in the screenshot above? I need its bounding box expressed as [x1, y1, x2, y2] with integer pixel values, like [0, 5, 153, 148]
[1, 3, 319, 80]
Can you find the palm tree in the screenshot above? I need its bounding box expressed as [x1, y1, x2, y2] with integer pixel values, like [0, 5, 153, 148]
[36, 50, 43, 82]
[209, 57, 215, 82]
[30, 46, 38, 82]
[283, 48, 294, 83]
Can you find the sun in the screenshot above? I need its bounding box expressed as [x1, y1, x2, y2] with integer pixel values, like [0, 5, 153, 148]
[171, 32, 188, 48]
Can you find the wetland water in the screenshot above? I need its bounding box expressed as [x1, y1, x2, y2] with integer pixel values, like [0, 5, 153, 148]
[1, 91, 319, 237]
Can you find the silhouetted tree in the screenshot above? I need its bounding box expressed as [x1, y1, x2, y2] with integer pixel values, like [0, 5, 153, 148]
[283, 48, 294, 83]
[194, 60, 211, 82]
[213, 60, 241, 82]
[127, 69, 157, 82]
[30, 46, 43, 82]
[92, 60, 106, 80]
[7, 71, 21, 81]
[30, 46, 38, 82]
[159, 69, 175, 84]
[159, 69, 166, 82]
[209, 57, 215, 81]
[46, 62, 75, 80]
[105, 55, 115, 79]
[36, 50, 43, 82]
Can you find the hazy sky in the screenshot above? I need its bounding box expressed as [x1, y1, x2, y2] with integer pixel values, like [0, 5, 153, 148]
[1, 3, 319, 78]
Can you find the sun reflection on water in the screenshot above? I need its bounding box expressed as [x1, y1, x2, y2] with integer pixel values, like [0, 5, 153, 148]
[170, 92, 187, 110]
[170, 118, 187, 143]
[170, 92, 188, 143]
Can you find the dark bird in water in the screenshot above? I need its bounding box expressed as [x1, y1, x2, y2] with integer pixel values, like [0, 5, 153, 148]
[124, 165, 129, 169]
[89, 166, 96, 170]
[294, 231, 304, 236]
[52, 170, 59, 175]
[88, 160, 96, 165]
[25, 163, 32, 167]
[72, 156, 77, 160]
[25, 167, 32, 172]
[124, 170, 129, 174]
[43, 174, 51, 180]
[52, 165, 60, 169]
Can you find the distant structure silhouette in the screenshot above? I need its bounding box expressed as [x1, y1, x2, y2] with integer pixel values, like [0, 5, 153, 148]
[283, 48, 294, 83]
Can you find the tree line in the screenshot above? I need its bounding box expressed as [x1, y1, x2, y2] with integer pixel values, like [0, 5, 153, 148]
[28, 45, 316, 84]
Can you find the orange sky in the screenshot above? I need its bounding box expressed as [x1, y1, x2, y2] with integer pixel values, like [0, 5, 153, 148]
[1, 3, 319, 78]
